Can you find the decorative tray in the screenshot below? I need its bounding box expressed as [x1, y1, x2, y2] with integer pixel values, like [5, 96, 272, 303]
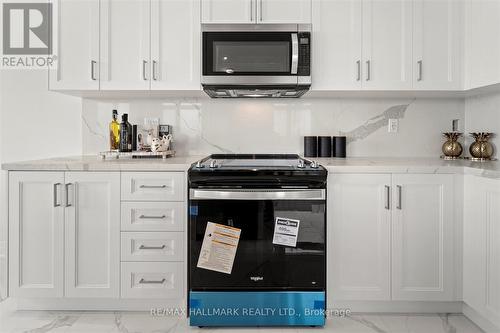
[99, 150, 175, 160]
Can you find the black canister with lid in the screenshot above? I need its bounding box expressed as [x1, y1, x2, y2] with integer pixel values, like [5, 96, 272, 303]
[333, 136, 347, 158]
[318, 136, 332, 157]
[304, 136, 318, 158]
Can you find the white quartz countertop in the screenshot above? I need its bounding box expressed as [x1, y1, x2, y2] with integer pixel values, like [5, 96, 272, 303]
[2, 156, 499, 178]
[316, 157, 500, 178]
[1, 155, 203, 172]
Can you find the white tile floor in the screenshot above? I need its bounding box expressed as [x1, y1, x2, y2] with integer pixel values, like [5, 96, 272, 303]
[0, 300, 484, 333]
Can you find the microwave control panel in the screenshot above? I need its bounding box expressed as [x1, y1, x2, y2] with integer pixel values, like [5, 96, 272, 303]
[297, 32, 311, 76]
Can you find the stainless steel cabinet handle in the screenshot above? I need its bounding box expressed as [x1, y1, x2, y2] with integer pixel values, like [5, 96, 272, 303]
[91, 60, 97, 81]
[152, 60, 158, 81]
[366, 60, 371, 81]
[397, 185, 402, 210]
[139, 278, 165, 284]
[260, 0, 263, 21]
[139, 214, 166, 219]
[53, 183, 61, 207]
[417, 60, 423, 81]
[65, 183, 73, 207]
[356, 60, 361, 81]
[250, 0, 253, 21]
[142, 60, 148, 81]
[139, 184, 166, 189]
[385, 185, 390, 210]
[139, 244, 166, 250]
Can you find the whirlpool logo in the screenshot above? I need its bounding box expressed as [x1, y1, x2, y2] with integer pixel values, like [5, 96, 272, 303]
[2, 2, 57, 68]
[250, 276, 264, 282]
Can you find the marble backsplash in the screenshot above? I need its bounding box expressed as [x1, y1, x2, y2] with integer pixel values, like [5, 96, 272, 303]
[82, 97, 465, 158]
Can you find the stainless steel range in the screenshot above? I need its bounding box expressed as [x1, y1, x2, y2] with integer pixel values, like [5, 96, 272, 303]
[188, 154, 327, 327]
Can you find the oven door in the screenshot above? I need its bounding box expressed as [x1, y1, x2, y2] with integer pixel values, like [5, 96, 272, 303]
[189, 189, 326, 291]
[202, 31, 299, 85]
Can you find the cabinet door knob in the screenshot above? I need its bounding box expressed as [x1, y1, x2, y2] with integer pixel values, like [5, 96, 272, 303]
[366, 60, 371, 81]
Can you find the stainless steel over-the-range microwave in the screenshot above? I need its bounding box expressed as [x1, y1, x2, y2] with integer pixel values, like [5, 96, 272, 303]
[201, 24, 311, 98]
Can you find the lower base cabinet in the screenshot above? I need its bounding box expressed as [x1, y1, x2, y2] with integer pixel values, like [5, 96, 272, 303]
[464, 176, 500, 327]
[329, 173, 456, 304]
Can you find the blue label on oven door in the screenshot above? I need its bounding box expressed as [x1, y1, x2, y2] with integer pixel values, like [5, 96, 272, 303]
[189, 205, 198, 216]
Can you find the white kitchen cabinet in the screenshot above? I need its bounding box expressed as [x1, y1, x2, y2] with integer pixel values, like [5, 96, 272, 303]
[201, 0, 256, 23]
[329, 173, 456, 303]
[464, 176, 500, 325]
[392, 174, 455, 301]
[151, 0, 201, 90]
[201, 0, 310, 24]
[312, 0, 362, 90]
[49, 0, 99, 90]
[100, 0, 151, 90]
[258, 0, 311, 24]
[9, 172, 65, 298]
[465, 0, 500, 89]
[413, 0, 462, 90]
[64, 172, 120, 298]
[362, 0, 413, 90]
[329, 174, 391, 302]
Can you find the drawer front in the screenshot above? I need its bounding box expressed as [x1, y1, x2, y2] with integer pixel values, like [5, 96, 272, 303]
[121, 172, 185, 201]
[121, 262, 184, 299]
[121, 232, 184, 262]
[121, 202, 185, 232]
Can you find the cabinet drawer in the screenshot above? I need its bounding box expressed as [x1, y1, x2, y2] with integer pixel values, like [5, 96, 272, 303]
[121, 202, 185, 232]
[121, 232, 184, 262]
[121, 262, 184, 299]
[121, 172, 185, 201]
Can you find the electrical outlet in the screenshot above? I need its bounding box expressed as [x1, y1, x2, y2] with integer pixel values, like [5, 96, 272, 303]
[388, 119, 399, 133]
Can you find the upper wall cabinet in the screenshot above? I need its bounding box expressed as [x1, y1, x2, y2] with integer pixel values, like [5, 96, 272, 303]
[201, 0, 311, 24]
[49, 0, 99, 90]
[312, 0, 463, 91]
[100, 0, 151, 90]
[413, 0, 462, 90]
[151, 0, 201, 90]
[312, 0, 362, 90]
[362, 0, 413, 90]
[202, 0, 255, 23]
[50, 0, 200, 91]
[258, 0, 311, 24]
[465, 0, 500, 89]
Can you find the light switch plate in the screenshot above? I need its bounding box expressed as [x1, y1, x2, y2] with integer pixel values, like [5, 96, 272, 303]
[388, 119, 399, 133]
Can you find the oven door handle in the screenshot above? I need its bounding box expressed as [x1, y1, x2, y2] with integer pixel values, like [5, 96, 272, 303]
[291, 33, 299, 75]
[190, 189, 325, 201]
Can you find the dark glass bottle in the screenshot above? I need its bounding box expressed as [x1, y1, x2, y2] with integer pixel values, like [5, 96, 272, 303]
[119, 113, 133, 152]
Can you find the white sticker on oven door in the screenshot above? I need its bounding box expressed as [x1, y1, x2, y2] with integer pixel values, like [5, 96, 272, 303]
[272, 217, 300, 247]
[197, 222, 241, 275]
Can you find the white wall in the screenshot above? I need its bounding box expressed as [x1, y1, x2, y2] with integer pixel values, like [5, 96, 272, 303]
[465, 92, 500, 158]
[82, 97, 465, 158]
[0, 69, 82, 301]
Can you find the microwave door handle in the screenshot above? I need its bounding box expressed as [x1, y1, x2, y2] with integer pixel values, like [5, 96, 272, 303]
[291, 33, 299, 75]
